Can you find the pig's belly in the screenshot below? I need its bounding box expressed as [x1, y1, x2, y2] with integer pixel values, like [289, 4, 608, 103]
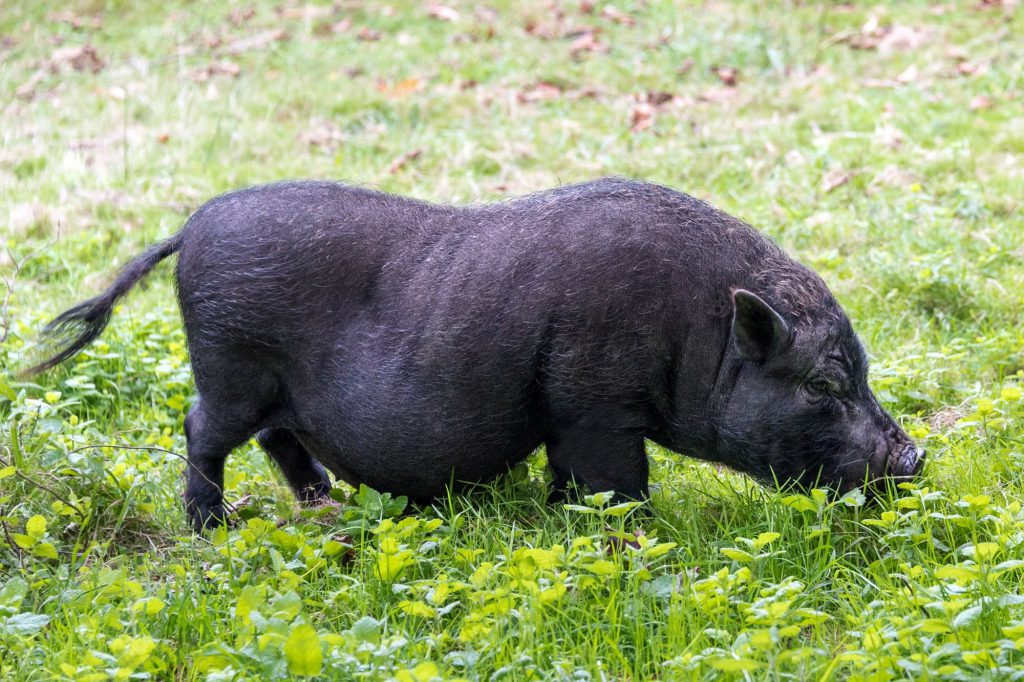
[295, 426, 542, 501]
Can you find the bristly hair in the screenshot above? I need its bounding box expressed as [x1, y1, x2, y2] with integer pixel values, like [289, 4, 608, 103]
[18, 234, 183, 378]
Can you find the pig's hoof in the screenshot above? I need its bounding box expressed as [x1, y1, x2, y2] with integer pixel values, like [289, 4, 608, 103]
[186, 500, 227, 533]
[297, 481, 334, 506]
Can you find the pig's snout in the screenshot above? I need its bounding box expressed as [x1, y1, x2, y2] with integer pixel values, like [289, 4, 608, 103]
[887, 443, 924, 480]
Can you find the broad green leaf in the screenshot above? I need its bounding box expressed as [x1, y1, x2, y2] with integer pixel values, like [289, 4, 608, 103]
[645, 542, 677, 559]
[0, 577, 27, 609]
[935, 565, 978, 583]
[350, 616, 381, 643]
[25, 515, 46, 540]
[32, 542, 58, 560]
[708, 657, 763, 672]
[236, 585, 266, 623]
[271, 591, 303, 621]
[0, 612, 51, 636]
[284, 623, 322, 677]
[720, 547, 754, 562]
[0, 466, 15, 481]
[752, 532, 780, 550]
[132, 597, 166, 616]
[780, 494, 818, 513]
[952, 605, 983, 629]
[583, 560, 617, 575]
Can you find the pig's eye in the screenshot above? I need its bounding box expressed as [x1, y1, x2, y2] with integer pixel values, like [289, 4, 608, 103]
[806, 377, 847, 400]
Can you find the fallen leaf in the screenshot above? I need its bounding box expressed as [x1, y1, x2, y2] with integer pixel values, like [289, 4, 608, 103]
[872, 164, 917, 189]
[16, 70, 46, 100]
[328, 18, 352, 34]
[957, 62, 986, 76]
[697, 87, 739, 104]
[712, 65, 738, 86]
[279, 5, 333, 20]
[600, 6, 636, 25]
[896, 64, 919, 84]
[518, 81, 563, 103]
[427, 4, 460, 21]
[630, 102, 655, 133]
[227, 6, 255, 26]
[387, 148, 422, 174]
[579, 0, 596, 13]
[377, 77, 422, 97]
[300, 120, 343, 148]
[190, 60, 241, 82]
[224, 29, 288, 54]
[821, 168, 853, 193]
[47, 11, 102, 29]
[569, 31, 607, 57]
[156, 132, 170, 144]
[877, 25, 927, 53]
[805, 211, 832, 228]
[646, 91, 674, 107]
[969, 94, 994, 110]
[49, 44, 104, 73]
[357, 26, 381, 41]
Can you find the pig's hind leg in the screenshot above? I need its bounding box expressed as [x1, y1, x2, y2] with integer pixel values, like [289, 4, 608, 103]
[183, 397, 262, 532]
[183, 350, 284, 531]
[256, 428, 333, 504]
[546, 416, 650, 503]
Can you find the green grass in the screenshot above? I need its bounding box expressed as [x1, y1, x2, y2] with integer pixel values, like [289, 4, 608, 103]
[2, 0, 1024, 679]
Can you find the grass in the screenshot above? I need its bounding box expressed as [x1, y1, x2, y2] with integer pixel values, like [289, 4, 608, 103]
[2, 0, 1024, 679]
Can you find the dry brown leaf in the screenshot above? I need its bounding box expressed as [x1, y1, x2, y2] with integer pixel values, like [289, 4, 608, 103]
[569, 31, 607, 57]
[279, 5, 334, 20]
[224, 29, 288, 54]
[872, 164, 917, 189]
[805, 212, 832, 228]
[896, 64, 919, 84]
[630, 102, 655, 133]
[821, 168, 853, 193]
[357, 26, 382, 41]
[970, 94, 994, 110]
[600, 6, 636, 25]
[330, 18, 353, 33]
[16, 70, 46, 100]
[300, 120, 343, 148]
[579, 0, 596, 13]
[524, 19, 560, 39]
[49, 44, 104, 73]
[646, 91, 674, 107]
[877, 25, 928, 53]
[712, 65, 738, 86]
[957, 62, 987, 77]
[387, 148, 422, 174]
[191, 60, 241, 82]
[227, 7, 255, 26]
[518, 81, 563, 103]
[697, 87, 739, 104]
[48, 11, 102, 29]
[377, 77, 422, 97]
[427, 4, 460, 21]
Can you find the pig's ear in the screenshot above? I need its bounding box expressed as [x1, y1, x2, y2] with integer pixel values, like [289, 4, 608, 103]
[731, 289, 793, 362]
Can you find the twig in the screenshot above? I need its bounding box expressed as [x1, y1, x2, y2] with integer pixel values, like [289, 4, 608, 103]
[1, 243, 49, 345]
[1, 519, 24, 571]
[0, 452, 85, 518]
[63, 444, 234, 514]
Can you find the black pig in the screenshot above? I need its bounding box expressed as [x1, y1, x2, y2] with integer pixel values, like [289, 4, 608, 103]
[25, 178, 923, 530]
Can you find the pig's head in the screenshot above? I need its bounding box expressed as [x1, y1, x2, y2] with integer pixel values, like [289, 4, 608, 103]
[710, 286, 923, 495]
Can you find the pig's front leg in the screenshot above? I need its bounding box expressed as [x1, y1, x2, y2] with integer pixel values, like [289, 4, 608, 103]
[545, 415, 649, 503]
